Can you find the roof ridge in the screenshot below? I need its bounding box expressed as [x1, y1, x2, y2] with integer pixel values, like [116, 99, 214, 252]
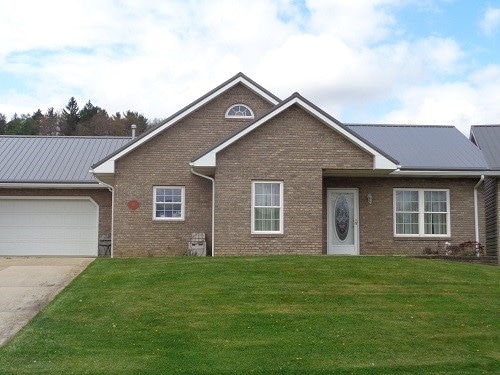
[470, 124, 500, 128]
[345, 124, 455, 128]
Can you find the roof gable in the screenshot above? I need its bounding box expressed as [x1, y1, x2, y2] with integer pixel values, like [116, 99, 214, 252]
[91, 73, 281, 174]
[470, 125, 500, 170]
[0, 136, 131, 185]
[347, 124, 489, 171]
[191, 93, 398, 171]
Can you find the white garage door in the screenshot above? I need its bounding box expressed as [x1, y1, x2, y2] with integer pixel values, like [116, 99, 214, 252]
[0, 197, 98, 256]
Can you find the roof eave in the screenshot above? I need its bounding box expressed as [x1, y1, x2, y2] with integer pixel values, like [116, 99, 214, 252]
[390, 169, 491, 177]
[0, 182, 106, 189]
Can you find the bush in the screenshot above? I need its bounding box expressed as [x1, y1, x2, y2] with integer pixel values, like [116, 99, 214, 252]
[444, 241, 485, 257]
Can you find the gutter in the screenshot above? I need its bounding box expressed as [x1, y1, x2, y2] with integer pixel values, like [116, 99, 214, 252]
[190, 167, 215, 256]
[474, 175, 485, 247]
[0, 183, 107, 189]
[92, 174, 115, 258]
[390, 170, 492, 177]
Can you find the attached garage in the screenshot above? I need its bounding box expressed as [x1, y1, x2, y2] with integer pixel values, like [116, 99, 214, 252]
[0, 197, 98, 256]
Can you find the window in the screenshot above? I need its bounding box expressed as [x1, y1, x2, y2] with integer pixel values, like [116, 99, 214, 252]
[252, 181, 283, 234]
[153, 186, 185, 220]
[225, 104, 254, 118]
[394, 189, 450, 236]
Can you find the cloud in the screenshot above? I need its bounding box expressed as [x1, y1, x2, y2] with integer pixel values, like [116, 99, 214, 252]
[381, 64, 500, 134]
[480, 7, 500, 35]
[0, 0, 499, 136]
[255, 34, 463, 119]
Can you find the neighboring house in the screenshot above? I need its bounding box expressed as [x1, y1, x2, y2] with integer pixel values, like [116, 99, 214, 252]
[0, 136, 131, 256]
[0, 73, 492, 257]
[470, 125, 500, 257]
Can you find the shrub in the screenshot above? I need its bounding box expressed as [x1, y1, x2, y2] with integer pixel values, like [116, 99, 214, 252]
[444, 241, 484, 257]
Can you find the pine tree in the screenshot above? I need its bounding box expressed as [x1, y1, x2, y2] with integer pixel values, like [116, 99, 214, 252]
[62, 97, 80, 135]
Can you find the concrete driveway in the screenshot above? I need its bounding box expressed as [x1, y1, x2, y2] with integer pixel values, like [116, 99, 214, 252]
[0, 257, 94, 346]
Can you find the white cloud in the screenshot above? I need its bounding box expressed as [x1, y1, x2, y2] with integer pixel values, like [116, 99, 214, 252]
[381, 64, 500, 134]
[0, 0, 499, 137]
[255, 34, 463, 118]
[305, 0, 398, 46]
[480, 7, 500, 35]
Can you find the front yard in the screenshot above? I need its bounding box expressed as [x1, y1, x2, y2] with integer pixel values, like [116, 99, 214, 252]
[0, 256, 498, 374]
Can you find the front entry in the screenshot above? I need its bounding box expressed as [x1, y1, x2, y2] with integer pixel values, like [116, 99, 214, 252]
[327, 189, 359, 255]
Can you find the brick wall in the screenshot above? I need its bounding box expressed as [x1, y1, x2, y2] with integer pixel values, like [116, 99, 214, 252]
[324, 177, 485, 255]
[112, 83, 275, 256]
[214, 104, 373, 255]
[0, 188, 112, 238]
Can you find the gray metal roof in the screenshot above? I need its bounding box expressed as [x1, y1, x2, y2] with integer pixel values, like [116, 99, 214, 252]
[0, 136, 131, 183]
[346, 124, 489, 170]
[470, 125, 500, 170]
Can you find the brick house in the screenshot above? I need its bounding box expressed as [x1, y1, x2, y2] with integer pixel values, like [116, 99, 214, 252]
[470, 125, 500, 260]
[0, 73, 493, 257]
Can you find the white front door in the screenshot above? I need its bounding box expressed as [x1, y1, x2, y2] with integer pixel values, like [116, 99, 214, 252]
[327, 189, 359, 255]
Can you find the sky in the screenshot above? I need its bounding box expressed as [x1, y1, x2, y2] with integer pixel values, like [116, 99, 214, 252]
[1, 0, 499, 135]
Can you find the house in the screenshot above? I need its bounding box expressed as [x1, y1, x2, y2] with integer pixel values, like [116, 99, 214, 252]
[470, 125, 500, 258]
[0, 136, 130, 256]
[0, 73, 492, 257]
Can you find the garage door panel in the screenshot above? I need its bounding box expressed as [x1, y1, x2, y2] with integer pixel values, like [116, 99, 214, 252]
[0, 198, 98, 256]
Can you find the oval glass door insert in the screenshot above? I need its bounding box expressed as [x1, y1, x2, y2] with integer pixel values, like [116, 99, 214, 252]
[335, 195, 349, 242]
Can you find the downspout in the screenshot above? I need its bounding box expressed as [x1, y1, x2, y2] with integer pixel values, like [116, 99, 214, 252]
[92, 174, 115, 258]
[474, 175, 485, 247]
[190, 167, 215, 256]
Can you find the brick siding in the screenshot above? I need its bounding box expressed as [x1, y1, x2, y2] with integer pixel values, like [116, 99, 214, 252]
[324, 177, 485, 255]
[213, 104, 373, 255]
[112, 83, 275, 256]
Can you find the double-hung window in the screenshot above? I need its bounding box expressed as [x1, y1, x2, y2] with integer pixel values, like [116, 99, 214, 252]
[154, 186, 185, 220]
[252, 181, 283, 234]
[394, 189, 450, 236]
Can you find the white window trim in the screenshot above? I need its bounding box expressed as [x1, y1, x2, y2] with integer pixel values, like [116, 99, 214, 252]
[393, 188, 451, 237]
[225, 104, 254, 119]
[153, 186, 185, 221]
[251, 181, 283, 234]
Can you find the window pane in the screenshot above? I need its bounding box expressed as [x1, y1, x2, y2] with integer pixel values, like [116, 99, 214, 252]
[396, 213, 418, 234]
[254, 183, 280, 207]
[424, 191, 447, 213]
[254, 207, 280, 231]
[396, 190, 418, 212]
[425, 213, 447, 234]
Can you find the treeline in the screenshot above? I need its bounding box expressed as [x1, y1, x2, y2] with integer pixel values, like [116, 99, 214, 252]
[0, 97, 161, 136]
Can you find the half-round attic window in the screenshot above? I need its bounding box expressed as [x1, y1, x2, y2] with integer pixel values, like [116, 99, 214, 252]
[225, 104, 254, 119]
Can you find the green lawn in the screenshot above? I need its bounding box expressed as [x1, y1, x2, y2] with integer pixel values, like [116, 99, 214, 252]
[0, 257, 498, 374]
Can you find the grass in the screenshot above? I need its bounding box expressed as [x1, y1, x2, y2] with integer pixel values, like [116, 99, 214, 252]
[0, 256, 498, 374]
